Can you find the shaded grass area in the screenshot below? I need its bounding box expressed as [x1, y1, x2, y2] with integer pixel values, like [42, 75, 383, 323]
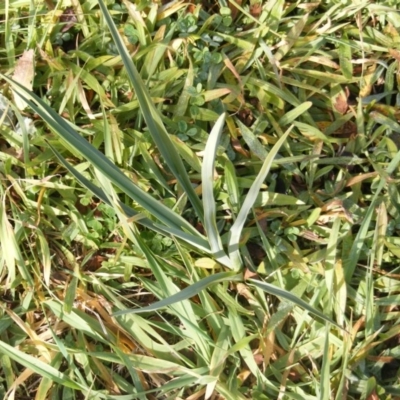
[1, 0, 400, 399]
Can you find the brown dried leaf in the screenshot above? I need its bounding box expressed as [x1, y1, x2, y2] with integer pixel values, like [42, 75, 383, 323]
[186, 3, 196, 14]
[389, 48, 400, 62]
[336, 120, 357, 138]
[317, 211, 353, 225]
[261, 331, 275, 369]
[60, 7, 77, 32]
[12, 49, 35, 110]
[243, 268, 258, 280]
[367, 390, 379, 400]
[318, 199, 354, 224]
[223, 54, 240, 81]
[277, 348, 296, 400]
[351, 316, 365, 340]
[320, 199, 343, 212]
[385, 23, 399, 38]
[299, 230, 326, 244]
[237, 369, 251, 384]
[237, 108, 254, 126]
[360, 64, 376, 98]
[84, 254, 106, 271]
[367, 355, 396, 363]
[346, 172, 378, 187]
[250, 3, 262, 18]
[228, 0, 241, 19]
[298, 2, 319, 12]
[333, 92, 349, 114]
[231, 137, 250, 158]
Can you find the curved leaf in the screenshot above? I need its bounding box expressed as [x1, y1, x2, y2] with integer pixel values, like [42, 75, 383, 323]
[113, 271, 241, 316]
[201, 113, 232, 268]
[248, 279, 343, 330]
[97, 0, 205, 223]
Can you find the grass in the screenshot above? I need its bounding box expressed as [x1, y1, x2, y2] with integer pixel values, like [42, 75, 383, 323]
[1, 0, 400, 399]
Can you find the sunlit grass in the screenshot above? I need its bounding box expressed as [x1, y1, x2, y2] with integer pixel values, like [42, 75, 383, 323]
[1, 1, 400, 399]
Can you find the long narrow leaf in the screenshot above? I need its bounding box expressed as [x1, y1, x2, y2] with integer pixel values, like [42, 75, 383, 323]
[48, 142, 210, 251]
[228, 126, 292, 267]
[0, 75, 203, 240]
[123, 233, 212, 359]
[344, 148, 400, 280]
[320, 323, 332, 400]
[113, 271, 241, 316]
[97, 0, 205, 223]
[201, 113, 232, 268]
[0, 340, 88, 392]
[248, 279, 343, 329]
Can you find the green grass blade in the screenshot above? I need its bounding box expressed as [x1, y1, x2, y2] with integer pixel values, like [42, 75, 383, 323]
[278, 101, 312, 126]
[325, 218, 341, 313]
[228, 126, 292, 268]
[275, 12, 308, 61]
[248, 279, 343, 329]
[44, 300, 111, 344]
[142, 26, 175, 81]
[2, 3, 399, 398]
[0, 201, 34, 287]
[206, 323, 230, 398]
[138, 141, 174, 195]
[259, 39, 281, 88]
[97, 0, 205, 223]
[174, 58, 194, 118]
[201, 113, 232, 268]
[1, 76, 203, 241]
[320, 323, 332, 400]
[128, 234, 213, 359]
[4, 0, 15, 69]
[0, 340, 88, 392]
[227, 306, 275, 390]
[338, 34, 353, 80]
[63, 276, 78, 314]
[344, 148, 400, 281]
[237, 119, 268, 161]
[47, 143, 210, 250]
[113, 271, 241, 316]
[223, 157, 240, 214]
